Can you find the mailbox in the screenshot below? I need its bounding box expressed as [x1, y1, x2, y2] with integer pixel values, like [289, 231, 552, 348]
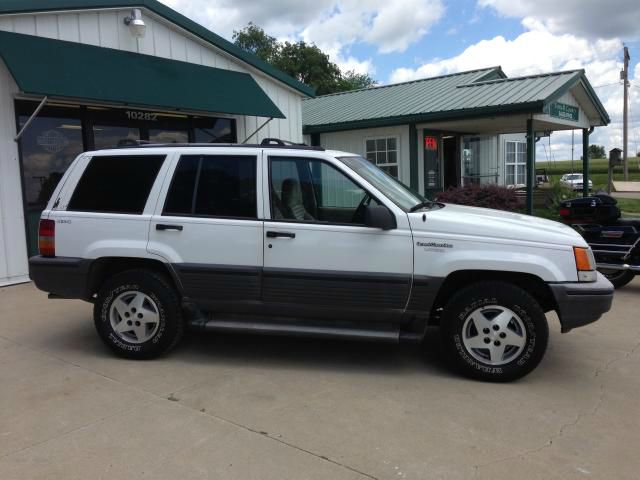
[609, 148, 623, 166]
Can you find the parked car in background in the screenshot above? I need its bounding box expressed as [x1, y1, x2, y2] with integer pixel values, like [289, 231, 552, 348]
[561, 173, 593, 191]
[29, 140, 613, 382]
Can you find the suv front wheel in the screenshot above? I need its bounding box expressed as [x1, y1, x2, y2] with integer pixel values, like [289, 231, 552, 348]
[94, 270, 184, 359]
[440, 281, 549, 382]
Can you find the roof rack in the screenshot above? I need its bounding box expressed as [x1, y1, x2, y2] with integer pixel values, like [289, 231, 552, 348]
[113, 139, 325, 151]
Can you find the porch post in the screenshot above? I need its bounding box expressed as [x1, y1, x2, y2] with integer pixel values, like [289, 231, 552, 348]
[526, 118, 535, 215]
[409, 123, 418, 191]
[582, 128, 591, 197]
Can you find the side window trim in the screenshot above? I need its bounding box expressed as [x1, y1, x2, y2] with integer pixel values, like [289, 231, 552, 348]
[161, 153, 259, 220]
[267, 155, 382, 227]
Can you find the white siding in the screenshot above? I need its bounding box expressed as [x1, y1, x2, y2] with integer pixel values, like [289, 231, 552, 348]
[0, 60, 29, 286]
[318, 126, 412, 186]
[0, 9, 304, 143]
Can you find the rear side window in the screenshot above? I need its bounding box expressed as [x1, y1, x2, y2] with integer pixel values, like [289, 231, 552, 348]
[67, 155, 165, 214]
[163, 155, 257, 219]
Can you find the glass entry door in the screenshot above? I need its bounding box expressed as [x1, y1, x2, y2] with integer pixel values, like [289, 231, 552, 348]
[423, 131, 442, 198]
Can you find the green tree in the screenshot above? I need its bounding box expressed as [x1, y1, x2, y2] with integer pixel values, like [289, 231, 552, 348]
[274, 41, 342, 95]
[588, 144, 605, 159]
[337, 70, 376, 92]
[233, 23, 376, 95]
[232, 22, 278, 63]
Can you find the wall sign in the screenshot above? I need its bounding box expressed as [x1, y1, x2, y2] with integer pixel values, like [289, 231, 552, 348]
[424, 135, 438, 151]
[37, 129, 69, 153]
[549, 102, 579, 122]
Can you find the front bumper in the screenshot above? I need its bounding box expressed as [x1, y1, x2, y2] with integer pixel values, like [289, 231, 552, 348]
[549, 272, 614, 333]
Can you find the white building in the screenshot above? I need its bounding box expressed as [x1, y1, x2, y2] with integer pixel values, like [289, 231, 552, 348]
[302, 67, 609, 199]
[0, 0, 313, 286]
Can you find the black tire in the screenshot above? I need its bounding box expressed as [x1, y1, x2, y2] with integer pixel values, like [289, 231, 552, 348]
[598, 268, 635, 289]
[94, 269, 184, 359]
[440, 281, 549, 382]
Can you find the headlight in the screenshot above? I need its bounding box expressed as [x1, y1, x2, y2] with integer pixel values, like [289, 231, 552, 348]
[574, 246, 597, 282]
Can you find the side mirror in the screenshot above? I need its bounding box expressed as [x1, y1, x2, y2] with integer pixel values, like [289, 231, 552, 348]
[364, 205, 396, 230]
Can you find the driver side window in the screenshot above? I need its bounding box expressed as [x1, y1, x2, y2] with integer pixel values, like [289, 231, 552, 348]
[270, 156, 376, 225]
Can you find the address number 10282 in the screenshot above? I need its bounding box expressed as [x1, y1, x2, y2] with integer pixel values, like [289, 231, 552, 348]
[125, 111, 158, 121]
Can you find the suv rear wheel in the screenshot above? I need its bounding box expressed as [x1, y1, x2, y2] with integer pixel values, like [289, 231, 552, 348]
[94, 270, 184, 359]
[440, 281, 548, 382]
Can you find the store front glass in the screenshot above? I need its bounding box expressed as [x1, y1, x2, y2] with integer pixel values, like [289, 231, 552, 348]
[17, 109, 84, 257]
[461, 136, 499, 186]
[149, 128, 189, 144]
[15, 100, 238, 257]
[93, 125, 140, 149]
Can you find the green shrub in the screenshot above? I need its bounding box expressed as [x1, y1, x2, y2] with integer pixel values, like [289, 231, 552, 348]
[435, 184, 520, 212]
[546, 179, 575, 211]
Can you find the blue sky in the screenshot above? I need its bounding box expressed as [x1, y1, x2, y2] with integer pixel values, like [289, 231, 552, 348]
[163, 0, 639, 160]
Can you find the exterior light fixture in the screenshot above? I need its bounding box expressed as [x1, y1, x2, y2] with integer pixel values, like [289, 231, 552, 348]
[124, 8, 146, 38]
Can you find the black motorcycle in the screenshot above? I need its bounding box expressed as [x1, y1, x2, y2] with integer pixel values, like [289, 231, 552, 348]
[560, 194, 640, 288]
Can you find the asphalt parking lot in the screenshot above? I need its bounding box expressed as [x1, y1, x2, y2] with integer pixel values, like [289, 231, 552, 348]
[1, 279, 639, 480]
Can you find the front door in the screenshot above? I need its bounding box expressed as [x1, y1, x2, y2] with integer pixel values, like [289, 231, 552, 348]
[147, 151, 264, 311]
[262, 153, 413, 324]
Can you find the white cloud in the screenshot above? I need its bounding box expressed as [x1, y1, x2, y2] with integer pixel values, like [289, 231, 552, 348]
[478, 0, 640, 40]
[300, 0, 444, 54]
[336, 55, 376, 76]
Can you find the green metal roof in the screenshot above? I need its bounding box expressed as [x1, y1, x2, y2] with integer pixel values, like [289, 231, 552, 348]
[0, 30, 285, 118]
[0, 0, 314, 97]
[303, 67, 610, 133]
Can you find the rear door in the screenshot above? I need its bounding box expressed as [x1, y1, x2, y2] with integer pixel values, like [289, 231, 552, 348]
[262, 151, 413, 324]
[147, 149, 263, 311]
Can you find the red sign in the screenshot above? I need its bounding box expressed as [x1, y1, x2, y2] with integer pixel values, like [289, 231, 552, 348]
[424, 136, 438, 151]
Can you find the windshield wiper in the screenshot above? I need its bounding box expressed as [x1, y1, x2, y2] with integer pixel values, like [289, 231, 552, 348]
[409, 200, 436, 212]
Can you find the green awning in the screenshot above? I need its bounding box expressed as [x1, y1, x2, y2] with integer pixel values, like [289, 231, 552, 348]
[0, 30, 285, 118]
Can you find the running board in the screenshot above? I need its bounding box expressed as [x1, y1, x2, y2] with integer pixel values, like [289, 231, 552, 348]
[190, 318, 402, 343]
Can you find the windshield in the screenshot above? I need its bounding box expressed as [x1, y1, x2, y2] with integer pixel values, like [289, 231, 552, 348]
[565, 174, 582, 180]
[338, 156, 426, 211]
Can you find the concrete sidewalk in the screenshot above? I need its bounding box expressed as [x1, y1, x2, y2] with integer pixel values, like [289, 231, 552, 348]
[1, 280, 640, 479]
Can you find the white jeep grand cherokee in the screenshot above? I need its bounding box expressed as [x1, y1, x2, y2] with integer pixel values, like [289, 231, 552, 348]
[29, 142, 614, 381]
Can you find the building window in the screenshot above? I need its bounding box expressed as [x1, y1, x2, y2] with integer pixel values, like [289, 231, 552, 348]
[365, 137, 398, 178]
[505, 141, 527, 187]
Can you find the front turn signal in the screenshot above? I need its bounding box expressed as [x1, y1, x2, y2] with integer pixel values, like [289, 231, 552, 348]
[573, 247, 593, 271]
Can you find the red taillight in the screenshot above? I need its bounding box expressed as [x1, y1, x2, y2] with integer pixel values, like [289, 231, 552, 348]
[38, 219, 55, 257]
[559, 207, 570, 218]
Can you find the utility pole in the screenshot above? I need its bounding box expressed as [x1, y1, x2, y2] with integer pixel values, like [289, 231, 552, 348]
[622, 46, 630, 180]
